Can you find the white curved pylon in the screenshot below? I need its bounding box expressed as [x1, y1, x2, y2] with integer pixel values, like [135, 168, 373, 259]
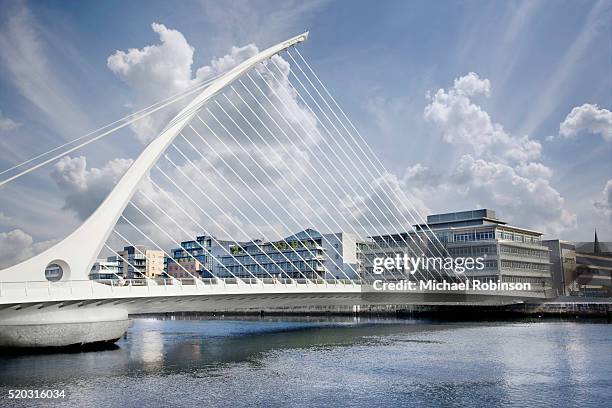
[1, 32, 309, 283]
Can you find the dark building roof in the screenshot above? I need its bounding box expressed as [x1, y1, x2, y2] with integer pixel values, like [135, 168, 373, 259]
[416, 208, 507, 230]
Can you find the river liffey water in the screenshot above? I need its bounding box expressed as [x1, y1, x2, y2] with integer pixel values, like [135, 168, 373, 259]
[1, 316, 611, 407]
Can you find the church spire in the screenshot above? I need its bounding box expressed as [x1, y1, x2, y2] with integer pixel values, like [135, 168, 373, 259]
[594, 229, 601, 255]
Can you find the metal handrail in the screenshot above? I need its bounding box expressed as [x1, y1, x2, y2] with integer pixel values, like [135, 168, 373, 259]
[0, 276, 361, 299]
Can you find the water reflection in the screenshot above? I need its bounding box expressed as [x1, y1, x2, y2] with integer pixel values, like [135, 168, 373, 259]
[0, 316, 610, 408]
[129, 320, 165, 371]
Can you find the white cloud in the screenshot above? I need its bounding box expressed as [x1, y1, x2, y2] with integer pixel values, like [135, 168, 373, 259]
[424, 72, 541, 163]
[51, 156, 133, 219]
[107, 23, 196, 101]
[515, 162, 554, 179]
[107, 23, 197, 143]
[107, 23, 261, 143]
[559, 103, 612, 142]
[409, 72, 576, 235]
[106, 22, 322, 152]
[451, 154, 576, 235]
[48, 154, 293, 252]
[0, 229, 56, 269]
[520, 0, 610, 137]
[594, 179, 612, 222]
[403, 163, 440, 186]
[196, 44, 259, 82]
[0, 111, 19, 132]
[453, 72, 491, 97]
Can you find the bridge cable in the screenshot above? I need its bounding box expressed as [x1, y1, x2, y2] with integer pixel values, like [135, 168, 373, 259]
[164, 145, 304, 283]
[261, 61, 438, 282]
[253, 65, 438, 282]
[232, 76, 397, 283]
[163, 149, 318, 284]
[285, 51, 452, 277]
[135, 188, 264, 283]
[216, 89, 374, 284]
[242, 70, 424, 282]
[104, 241, 156, 283]
[206, 101, 348, 283]
[0, 72, 226, 187]
[275, 58, 450, 283]
[128, 200, 269, 284]
[153, 162, 303, 283]
[291, 49, 464, 282]
[141, 177, 273, 283]
[202, 99, 371, 284]
[211, 94, 361, 284]
[228, 78, 401, 283]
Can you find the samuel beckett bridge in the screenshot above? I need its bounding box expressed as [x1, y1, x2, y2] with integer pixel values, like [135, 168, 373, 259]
[0, 33, 545, 348]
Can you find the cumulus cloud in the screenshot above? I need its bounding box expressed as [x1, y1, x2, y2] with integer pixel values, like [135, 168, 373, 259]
[559, 103, 612, 142]
[403, 163, 441, 186]
[453, 72, 491, 97]
[48, 153, 301, 255]
[51, 155, 133, 219]
[403, 72, 577, 235]
[515, 162, 554, 179]
[594, 179, 612, 222]
[107, 23, 261, 143]
[105, 24, 321, 216]
[0, 110, 19, 132]
[0, 229, 56, 268]
[424, 72, 541, 163]
[451, 155, 576, 234]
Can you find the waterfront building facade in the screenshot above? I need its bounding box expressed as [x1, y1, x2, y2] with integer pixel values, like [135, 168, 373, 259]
[545, 232, 612, 297]
[574, 232, 612, 296]
[166, 235, 234, 279]
[543, 240, 577, 296]
[218, 229, 360, 280]
[114, 245, 165, 279]
[362, 209, 553, 291]
[574, 252, 612, 297]
[89, 258, 120, 280]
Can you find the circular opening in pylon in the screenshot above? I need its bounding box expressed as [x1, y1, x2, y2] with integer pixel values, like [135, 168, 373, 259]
[44, 260, 70, 282]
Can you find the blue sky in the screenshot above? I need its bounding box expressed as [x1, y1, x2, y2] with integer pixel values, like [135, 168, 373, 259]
[0, 0, 610, 267]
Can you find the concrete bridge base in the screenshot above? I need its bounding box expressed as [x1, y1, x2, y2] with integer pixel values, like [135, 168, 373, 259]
[0, 306, 130, 348]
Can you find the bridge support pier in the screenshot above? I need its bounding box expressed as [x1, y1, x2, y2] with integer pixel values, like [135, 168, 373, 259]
[0, 306, 130, 348]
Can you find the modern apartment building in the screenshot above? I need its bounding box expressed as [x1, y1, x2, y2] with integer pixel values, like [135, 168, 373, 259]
[89, 258, 121, 280]
[362, 209, 553, 291]
[113, 245, 165, 279]
[217, 229, 360, 280]
[166, 235, 234, 279]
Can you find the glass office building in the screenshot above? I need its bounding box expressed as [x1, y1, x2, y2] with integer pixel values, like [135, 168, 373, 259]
[362, 209, 553, 291]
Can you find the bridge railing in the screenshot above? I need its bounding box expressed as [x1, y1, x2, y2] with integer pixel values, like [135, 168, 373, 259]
[88, 277, 358, 286]
[0, 277, 360, 301]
